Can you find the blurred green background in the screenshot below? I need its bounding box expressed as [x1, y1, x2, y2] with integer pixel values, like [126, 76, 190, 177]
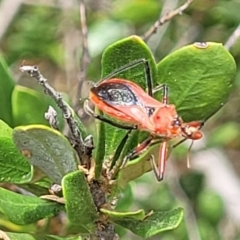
[0, 0, 240, 239]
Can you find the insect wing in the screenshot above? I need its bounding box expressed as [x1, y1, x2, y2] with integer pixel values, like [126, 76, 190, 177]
[102, 79, 163, 108]
[90, 78, 163, 125]
[90, 91, 141, 123]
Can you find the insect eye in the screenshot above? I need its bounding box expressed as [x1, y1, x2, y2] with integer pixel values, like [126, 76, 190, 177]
[173, 117, 181, 126]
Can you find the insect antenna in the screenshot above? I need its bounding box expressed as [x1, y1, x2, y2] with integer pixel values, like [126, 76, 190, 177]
[187, 140, 194, 168]
[110, 129, 132, 170]
[152, 84, 169, 104]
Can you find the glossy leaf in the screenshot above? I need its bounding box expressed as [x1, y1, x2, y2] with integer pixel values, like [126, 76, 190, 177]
[115, 184, 133, 212]
[113, 208, 184, 238]
[97, 35, 156, 173]
[62, 171, 97, 231]
[94, 109, 105, 180]
[13, 125, 78, 184]
[0, 55, 15, 126]
[118, 144, 160, 188]
[11, 85, 64, 129]
[0, 120, 32, 184]
[5, 231, 79, 240]
[156, 42, 236, 122]
[12, 85, 49, 126]
[0, 119, 12, 136]
[112, 0, 160, 24]
[100, 208, 145, 221]
[101, 35, 157, 88]
[0, 187, 64, 224]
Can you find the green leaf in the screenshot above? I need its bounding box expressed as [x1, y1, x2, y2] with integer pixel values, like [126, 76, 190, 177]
[0, 118, 13, 137]
[101, 35, 157, 88]
[115, 184, 133, 211]
[118, 144, 160, 188]
[0, 120, 32, 184]
[0, 187, 64, 224]
[112, 0, 160, 25]
[113, 208, 184, 238]
[98, 35, 157, 168]
[5, 232, 80, 240]
[100, 208, 145, 221]
[94, 109, 105, 180]
[62, 171, 97, 231]
[12, 85, 64, 129]
[12, 85, 49, 126]
[156, 42, 236, 122]
[13, 125, 78, 184]
[0, 55, 15, 126]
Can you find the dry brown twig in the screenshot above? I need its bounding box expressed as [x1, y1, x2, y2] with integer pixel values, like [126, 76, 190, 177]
[142, 0, 194, 41]
[74, 0, 90, 110]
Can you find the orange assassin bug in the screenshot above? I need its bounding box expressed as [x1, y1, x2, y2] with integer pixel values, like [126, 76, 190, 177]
[84, 59, 203, 181]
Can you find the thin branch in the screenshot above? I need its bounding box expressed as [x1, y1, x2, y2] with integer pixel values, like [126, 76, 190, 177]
[19, 65, 91, 168]
[225, 23, 240, 50]
[74, 0, 90, 110]
[146, 0, 179, 53]
[142, 0, 194, 41]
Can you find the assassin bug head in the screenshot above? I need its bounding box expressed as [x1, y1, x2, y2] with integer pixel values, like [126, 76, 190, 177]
[150, 118, 203, 182]
[181, 121, 203, 140]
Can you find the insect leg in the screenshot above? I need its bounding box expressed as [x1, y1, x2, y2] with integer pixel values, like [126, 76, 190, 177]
[98, 59, 153, 94]
[150, 140, 168, 181]
[121, 136, 154, 168]
[153, 84, 169, 104]
[141, 59, 152, 97]
[110, 134, 153, 180]
[84, 99, 137, 130]
[110, 129, 132, 170]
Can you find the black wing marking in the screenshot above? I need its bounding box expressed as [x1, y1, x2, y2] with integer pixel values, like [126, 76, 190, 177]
[92, 81, 156, 117]
[92, 82, 140, 106]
